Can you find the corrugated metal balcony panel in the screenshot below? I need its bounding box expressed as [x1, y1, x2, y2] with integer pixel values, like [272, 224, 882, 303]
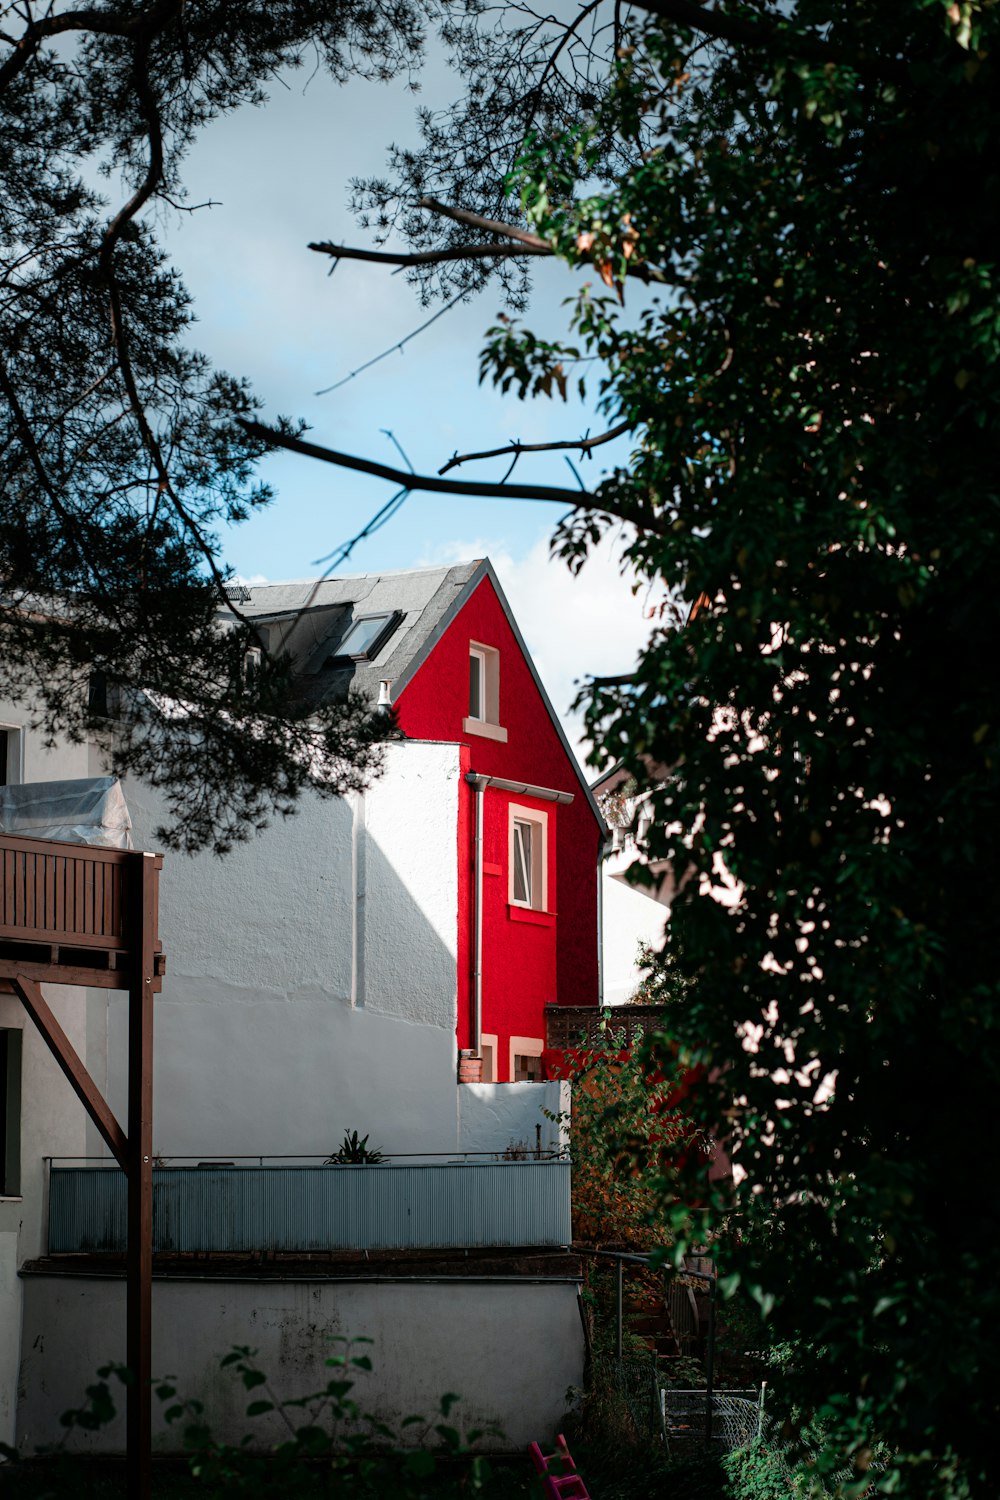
[47, 1162, 572, 1254]
[48, 1167, 127, 1253]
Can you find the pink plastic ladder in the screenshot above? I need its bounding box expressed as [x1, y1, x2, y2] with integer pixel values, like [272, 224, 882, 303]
[528, 1434, 593, 1500]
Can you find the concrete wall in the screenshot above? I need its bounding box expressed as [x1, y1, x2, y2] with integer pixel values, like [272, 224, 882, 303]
[17, 1272, 583, 1454]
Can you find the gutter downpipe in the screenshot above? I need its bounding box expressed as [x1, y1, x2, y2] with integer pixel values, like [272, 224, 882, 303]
[468, 773, 488, 1058]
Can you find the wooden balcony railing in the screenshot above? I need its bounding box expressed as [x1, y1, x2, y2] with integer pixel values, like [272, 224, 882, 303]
[545, 1004, 673, 1052]
[0, 834, 163, 988]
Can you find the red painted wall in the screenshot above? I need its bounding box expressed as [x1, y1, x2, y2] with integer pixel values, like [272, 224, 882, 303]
[394, 574, 603, 1081]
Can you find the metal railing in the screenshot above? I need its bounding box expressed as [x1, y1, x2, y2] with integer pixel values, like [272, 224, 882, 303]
[47, 1159, 572, 1255]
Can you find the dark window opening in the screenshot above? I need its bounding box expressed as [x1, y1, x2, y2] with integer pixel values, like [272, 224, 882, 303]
[513, 1053, 543, 1083]
[469, 650, 484, 719]
[88, 669, 109, 718]
[0, 1029, 22, 1196]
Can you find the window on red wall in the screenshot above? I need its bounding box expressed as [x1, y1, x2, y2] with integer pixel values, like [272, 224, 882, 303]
[464, 643, 507, 742]
[509, 804, 548, 911]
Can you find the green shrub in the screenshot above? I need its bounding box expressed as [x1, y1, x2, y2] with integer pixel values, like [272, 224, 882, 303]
[7, 1339, 502, 1497]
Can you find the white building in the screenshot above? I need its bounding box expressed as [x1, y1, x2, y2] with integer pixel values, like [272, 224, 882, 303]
[1, 564, 591, 1458]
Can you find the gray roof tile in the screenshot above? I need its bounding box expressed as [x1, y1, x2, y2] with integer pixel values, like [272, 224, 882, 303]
[220, 562, 483, 708]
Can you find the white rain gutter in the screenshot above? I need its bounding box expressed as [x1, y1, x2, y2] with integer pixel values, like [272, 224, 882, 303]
[465, 773, 576, 1056]
[466, 774, 574, 806]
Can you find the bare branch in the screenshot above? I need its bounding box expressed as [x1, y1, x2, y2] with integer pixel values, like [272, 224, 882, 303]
[315, 289, 466, 396]
[439, 419, 632, 475]
[241, 417, 667, 536]
[240, 418, 596, 505]
[320, 197, 667, 286]
[309, 238, 550, 268]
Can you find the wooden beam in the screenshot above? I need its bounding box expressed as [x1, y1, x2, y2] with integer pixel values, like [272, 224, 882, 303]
[10, 975, 128, 1169]
[0, 957, 160, 991]
[126, 853, 157, 1500]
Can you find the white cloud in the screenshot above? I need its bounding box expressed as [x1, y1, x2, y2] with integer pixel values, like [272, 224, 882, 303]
[420, 527, 658, 764]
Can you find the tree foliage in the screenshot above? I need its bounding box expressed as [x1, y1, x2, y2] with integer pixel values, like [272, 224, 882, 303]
[0, 0, 439, 848]
[469, 2, 999, 1493]
[0, 0, 640, 850]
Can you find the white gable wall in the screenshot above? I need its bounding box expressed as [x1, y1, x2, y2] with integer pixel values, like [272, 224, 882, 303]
[105, 739, 465, 1159]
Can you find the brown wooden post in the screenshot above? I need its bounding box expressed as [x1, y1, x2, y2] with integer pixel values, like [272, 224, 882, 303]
[126, 853, 158, 1500]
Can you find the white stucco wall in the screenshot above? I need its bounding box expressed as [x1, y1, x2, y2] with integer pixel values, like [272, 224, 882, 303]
[0, 696, 105, 1446]
[458, 1081, 570, 1157]
[601, 858, 670, 1005]
[100, 739, 464, 1159]
[17, 1272, 584, 1454]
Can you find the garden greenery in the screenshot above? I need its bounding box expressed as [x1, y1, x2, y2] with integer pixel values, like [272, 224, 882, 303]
[480, 3, 1000, 1495]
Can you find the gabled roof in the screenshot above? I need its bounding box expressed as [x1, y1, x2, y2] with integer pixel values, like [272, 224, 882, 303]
[219, 562, 482, 710]
[221, 558, 606, 829]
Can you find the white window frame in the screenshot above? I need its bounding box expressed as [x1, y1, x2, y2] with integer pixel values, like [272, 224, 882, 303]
[508, 803, 548, 912]
[480, 1032, 499, 1083]
[509, 1035, 545, 1084]
[463, 642, 507, 743]
[0, 723, 24, 787]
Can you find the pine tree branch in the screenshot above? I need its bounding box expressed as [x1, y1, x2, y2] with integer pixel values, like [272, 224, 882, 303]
[0, 0, 182, 94]
[95, 32, 236, 607]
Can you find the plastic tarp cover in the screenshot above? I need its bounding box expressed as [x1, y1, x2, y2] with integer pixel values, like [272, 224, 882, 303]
[0, 776, 133, 849]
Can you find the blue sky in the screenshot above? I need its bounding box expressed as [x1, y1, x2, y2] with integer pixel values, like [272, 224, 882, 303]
[155, 57, 653, 752]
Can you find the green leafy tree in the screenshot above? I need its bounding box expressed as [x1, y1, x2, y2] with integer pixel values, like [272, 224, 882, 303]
[290, 2, 1000, 1493]
[488, 7, 999, 1495]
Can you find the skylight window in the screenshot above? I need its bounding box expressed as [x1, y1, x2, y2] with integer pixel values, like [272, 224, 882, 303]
[327, 611, 401, 663]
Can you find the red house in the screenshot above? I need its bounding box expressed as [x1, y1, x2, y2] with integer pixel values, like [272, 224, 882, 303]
[391, 559, 606, 1081]
[220, 557, 606, 1088]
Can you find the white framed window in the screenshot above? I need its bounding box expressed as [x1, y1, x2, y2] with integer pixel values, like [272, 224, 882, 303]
[508, 803, 548, 911]
[463, 642, 507, 743]
[509, 1035, 545, 1084]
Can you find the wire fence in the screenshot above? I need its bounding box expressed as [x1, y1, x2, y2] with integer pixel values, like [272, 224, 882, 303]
[591, 1352, 890, 1495]
[592, 1355, 762, 1455]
